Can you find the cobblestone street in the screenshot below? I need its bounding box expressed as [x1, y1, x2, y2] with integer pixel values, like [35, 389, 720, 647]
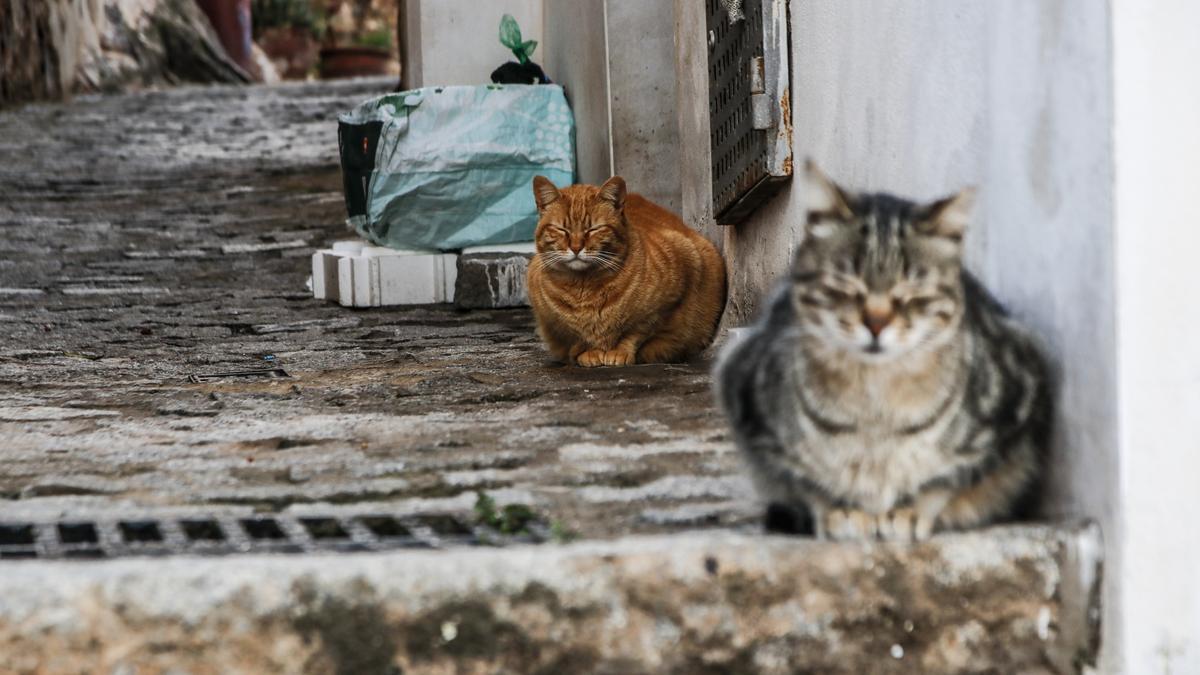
[0, 79, 1103, 674]
[0, 78, 752, 536]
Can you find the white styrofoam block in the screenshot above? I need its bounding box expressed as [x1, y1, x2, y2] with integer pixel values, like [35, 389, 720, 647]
[313, 244, 460, 307]
[354, 255, 380, 308]
[311, 250, 341, 300]
[372, 252, 459, 305]
[363, 244, 440, 257]
[337, 255, 356, 307]
[440, 254, 458, 302]
[461, 242, 537, 255]
[332, 240, 366, 254]
[377, 254, 426, 305]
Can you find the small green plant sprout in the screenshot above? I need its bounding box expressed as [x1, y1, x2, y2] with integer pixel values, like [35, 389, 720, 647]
[473, 491, 538, 535]
[355, 28, 393, 50]
[499, 14, 538, 65]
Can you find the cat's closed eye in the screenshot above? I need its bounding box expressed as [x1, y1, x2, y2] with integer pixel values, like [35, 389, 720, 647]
[902, 295, 939, 311]
[823, 286, 863, 303]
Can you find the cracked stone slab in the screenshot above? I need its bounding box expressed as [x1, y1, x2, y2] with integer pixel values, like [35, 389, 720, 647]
[0, 524, 1102, 674]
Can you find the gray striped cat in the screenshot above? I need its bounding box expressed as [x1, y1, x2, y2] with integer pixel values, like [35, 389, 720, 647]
[715, 161, 1051, 541]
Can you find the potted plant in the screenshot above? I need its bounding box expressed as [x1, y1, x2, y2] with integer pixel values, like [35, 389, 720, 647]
[252, 0, 326, 79]
[319, 0, 397, 79]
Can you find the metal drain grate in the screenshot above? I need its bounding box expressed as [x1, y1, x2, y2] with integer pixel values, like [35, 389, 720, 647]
[0, 513, 547, 560]
[706, 0, 793, 224]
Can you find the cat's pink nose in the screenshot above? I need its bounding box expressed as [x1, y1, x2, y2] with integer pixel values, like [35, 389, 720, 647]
[864, 312, 893, 337]
[862, 296, 894, 337]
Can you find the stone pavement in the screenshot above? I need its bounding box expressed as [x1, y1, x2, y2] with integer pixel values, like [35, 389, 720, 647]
[0, 80, 1101, 673]
[0, 77, 750, 536]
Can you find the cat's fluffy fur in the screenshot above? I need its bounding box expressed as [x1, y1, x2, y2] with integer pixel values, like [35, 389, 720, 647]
[715, 161, 1051, 541]
[527, 175, 726, 366]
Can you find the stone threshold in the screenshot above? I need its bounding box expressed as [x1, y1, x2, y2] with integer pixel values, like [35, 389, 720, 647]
[0, 523, 1101, 674]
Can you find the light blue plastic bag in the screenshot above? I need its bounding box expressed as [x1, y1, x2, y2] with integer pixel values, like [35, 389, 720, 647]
[338, 85, 575, 251]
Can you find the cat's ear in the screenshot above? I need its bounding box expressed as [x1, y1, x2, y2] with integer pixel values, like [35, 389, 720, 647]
[532, 175, 561, 212]
[804, 159, 854, 229]
[918, 188, 976, 241]
[598, 176, 627, 211]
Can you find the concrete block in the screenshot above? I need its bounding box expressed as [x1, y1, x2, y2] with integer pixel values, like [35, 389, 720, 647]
[455, 243, 535, 309]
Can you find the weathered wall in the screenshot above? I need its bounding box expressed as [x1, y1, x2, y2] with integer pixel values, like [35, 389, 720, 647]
[677, 0, 1121, 669]
[604, 0, 681, 213]
[543, 0, 610, 185]
[403, 0, 544, 88]
[1111, 1, 1200, 672]
[544, 0, 681, 209]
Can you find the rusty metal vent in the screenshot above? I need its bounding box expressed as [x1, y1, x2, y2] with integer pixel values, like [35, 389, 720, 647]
[0, 513, 547, 560]
[706, 0, 793, 224]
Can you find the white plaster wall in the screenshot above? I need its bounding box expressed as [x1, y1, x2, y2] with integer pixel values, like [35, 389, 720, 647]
[544, 0, 611, 185]
[546, 0, 682, 208]
[677, 0, 1122, 668]
[1112, 1, 1200, 672]
[409, 0, 544, 87]
[605, 0, 681, 213]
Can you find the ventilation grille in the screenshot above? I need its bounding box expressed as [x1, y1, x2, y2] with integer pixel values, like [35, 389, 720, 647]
[707, 0, 769, 220]
[0, 513, 547, 560]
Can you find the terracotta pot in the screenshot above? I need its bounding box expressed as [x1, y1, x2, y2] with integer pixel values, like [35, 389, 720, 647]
[319, 46, 393, 79]
[258, 26, 320, 80]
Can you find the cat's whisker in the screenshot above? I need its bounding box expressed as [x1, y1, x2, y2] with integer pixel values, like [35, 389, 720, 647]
[589, 256, 622, 273]
[534, 251, 568, 272]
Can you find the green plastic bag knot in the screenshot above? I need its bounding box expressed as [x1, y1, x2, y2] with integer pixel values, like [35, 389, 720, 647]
[499, 13, 538, 65]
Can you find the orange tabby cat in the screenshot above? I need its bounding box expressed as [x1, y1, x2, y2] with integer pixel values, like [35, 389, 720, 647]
[527, 175, 726, 367]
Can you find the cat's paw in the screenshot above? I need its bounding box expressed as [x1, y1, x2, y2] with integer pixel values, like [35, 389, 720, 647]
[575, 350, 603, 367]
[576, 349, 634, 367]
[876, 507, 915, 541]
[876, 507, 936, 542]
[824, 508, 878, 541]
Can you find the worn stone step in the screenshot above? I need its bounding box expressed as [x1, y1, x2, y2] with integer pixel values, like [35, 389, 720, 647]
[0, 524, 1101, 674]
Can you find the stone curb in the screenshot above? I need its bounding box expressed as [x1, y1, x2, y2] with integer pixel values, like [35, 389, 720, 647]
[0, 524, 1101, 674]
